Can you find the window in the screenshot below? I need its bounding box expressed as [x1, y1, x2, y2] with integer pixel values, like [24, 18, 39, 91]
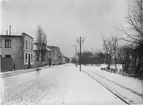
[29, 41, 31, 50]
[5, 39, 11, 48]
[25, 53, 27, 62]
[5, 55, 11, 58]
[31, 43, 33, 51]
[31, 54, 33, 62]
[28, 41, 30, 50]
[0, 39, 2, 48]
[25, 40, 27, 49]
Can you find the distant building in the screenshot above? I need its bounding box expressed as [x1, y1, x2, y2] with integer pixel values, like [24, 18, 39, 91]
[45, 47, 52, 66]
[0, 32, 34, 71]
[33, 43, 52, 67]
[33, 45, 64, 66]
[48, 46, 62, 65]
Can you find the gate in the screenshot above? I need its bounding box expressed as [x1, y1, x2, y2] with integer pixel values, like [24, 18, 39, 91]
[0, 57, 13, 72]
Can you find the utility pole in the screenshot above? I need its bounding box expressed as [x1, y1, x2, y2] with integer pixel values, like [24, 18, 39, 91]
[75, 44, 77, 66]
[73, 44, 78, 66]
[77, 36, 84, 72]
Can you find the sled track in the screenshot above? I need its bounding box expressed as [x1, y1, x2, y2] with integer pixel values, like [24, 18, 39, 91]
[83, 70, 131, 105]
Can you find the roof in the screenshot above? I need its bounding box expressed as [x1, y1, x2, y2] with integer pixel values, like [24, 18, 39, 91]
[0, 32, 33, 39]
[46, 47, 51, 51]
[0, 35, 22, 38]
[22, 32, 34, 39]
[47, 45, 60, 49]
[33, 44, 51, 51]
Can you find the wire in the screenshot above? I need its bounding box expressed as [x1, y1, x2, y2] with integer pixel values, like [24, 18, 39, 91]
[97, 0, 112, 16]
[96, 0, 105, 15]
[102, 0, 113, 16]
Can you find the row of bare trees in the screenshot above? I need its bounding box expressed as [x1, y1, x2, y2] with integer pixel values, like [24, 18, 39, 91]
[102, 0, 143, 76]
[102, 36, 119, 70]
[121, 0, 143, 76]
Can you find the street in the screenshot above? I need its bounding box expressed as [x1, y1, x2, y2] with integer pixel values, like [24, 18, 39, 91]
[1, 0, 143, 104]
[0, 64, 131, 105]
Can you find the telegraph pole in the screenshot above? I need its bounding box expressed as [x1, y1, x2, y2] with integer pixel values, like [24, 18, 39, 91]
[75, 44, 77, 66]
[77, 36, 84, 72]
[73, 44, 78, 66]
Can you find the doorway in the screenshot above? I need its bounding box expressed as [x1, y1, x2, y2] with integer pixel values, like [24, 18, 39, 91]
[28, 54, 31, 68]
[49, 58, 51, 67]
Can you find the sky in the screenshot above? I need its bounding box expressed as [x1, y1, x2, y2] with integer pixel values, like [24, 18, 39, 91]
[1, 0, 129, 57]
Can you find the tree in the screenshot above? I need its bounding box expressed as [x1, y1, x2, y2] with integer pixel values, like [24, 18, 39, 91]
[102, 37, 114, 69]
[93, 52, 106, 64]
[117, 44, 134, 74]
[35, 26, 47, 62]
[120, 0, 143, 75]
[77, 51, 93, 65]
[112, 36, 119, 69]
[121, 0, 143, 44]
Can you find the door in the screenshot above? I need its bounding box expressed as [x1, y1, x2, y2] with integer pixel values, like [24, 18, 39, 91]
[49, 58, 51, 67]
[28, 54, 31, 68]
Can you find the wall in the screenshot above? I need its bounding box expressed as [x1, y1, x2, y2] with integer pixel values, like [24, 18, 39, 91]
[44, 51, 52, 65]
[23, 33, 34, 68]
[0, 36, 23, 70]
[50, 46, 61, 65]
[1, 58, 13, 72]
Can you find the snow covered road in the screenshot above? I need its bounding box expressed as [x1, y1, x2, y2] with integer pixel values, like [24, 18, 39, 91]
[0, 64, 128, 105]
[82, 65, 143, 104]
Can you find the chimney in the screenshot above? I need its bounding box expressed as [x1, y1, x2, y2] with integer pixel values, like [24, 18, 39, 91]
[9, 25, 11, 35]
[6, 30, 8, 35]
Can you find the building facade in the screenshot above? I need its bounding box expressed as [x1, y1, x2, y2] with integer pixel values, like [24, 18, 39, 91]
[48, 46, 62, 65]
[23, 33, 34, 68]
[0, 32, 34, 71]
[45, 47, 52, 66]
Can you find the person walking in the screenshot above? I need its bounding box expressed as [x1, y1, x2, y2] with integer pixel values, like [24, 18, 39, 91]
[13, 63, 15, 71]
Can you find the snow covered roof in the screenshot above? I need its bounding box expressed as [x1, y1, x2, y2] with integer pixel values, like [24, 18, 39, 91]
[46, 47, 51, 51]
[33, 44, 51, 51]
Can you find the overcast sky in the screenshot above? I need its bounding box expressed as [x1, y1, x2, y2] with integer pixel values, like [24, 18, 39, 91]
[1, 0, 129, 57]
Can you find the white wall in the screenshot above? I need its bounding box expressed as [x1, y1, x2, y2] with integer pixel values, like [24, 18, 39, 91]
[0, 37, 22, 59]
[24, 34, 34, 65]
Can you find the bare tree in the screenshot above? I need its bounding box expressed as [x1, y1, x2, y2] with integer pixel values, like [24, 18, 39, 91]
[102, 37, 114, 69]
[117, 44, 134, 74]
[121, 0, 143, 44]
[120, 0, 143, 75]
[35, 26, 47, 62]
[112, 36, 119, 69]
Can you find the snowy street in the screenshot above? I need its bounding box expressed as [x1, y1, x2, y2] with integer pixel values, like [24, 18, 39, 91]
[82, 65, 143, 104]
[0, 64, 142, 105]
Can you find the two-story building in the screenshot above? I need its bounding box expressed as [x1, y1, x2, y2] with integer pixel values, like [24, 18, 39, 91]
[0, 32, 34, 71]
[48, 46, 62, 65]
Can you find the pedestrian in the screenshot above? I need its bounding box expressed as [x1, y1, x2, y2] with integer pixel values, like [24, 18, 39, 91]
[49, 59, 51, 67]
[13, 63, 15, 71]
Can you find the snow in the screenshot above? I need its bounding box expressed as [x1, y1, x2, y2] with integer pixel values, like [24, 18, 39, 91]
[0, 64, 136, 105]
[82, 65, 143, 104]
[64, 67, 126, 105]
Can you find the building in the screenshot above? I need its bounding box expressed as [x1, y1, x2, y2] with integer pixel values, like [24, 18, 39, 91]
[23, 33, 34, 68]
[33, 45, 64, 66]
[0, 32, 34, 71]
[45, 47, 52, 66]
[48, 46, 62, 65]
[33, 43, 52, 67]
